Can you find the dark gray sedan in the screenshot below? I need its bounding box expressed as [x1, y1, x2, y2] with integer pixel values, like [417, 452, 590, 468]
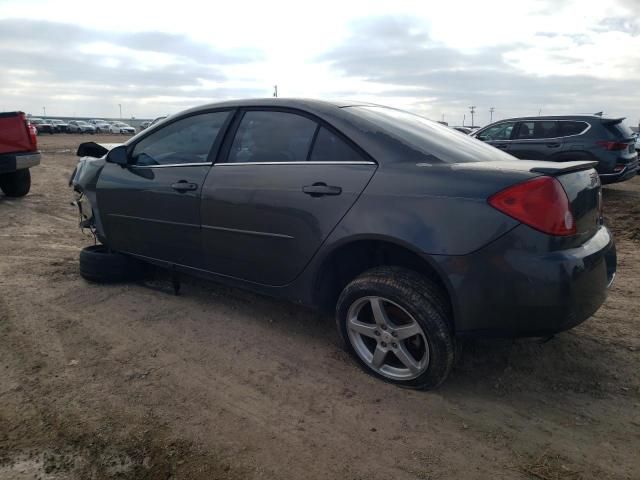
[70, 99, 616, 389]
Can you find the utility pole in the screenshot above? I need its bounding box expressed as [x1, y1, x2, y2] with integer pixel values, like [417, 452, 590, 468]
[462, 114, 466, 126]
[42, 106, 46, 117]
[489, 107, 495, 123]
[273, 85, 278, 98]
[118, 104, 122, 119]
[469, 105, 476, 127]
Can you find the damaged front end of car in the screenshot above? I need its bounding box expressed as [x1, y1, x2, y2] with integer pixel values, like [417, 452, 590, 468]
[69, 142, 119, 242]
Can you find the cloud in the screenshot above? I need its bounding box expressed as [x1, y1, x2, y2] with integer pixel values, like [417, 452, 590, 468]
[1, 4, 639, 125]
[0, 18, 265, 116]
[318, 15, 640, 124]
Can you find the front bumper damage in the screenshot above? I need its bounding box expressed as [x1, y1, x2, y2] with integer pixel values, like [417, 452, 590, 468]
[69, 142, 118, 241]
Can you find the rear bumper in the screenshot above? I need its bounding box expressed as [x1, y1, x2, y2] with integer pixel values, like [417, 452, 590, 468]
[0, 152, 41, 174]
[434, 225, 616, 337]
[600, 157, 638, 184]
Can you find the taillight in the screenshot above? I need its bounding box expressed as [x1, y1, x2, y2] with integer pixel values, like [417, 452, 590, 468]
[488, 176, 576, 236]
[20, 112, 38, 150]
[596, 140, 628, 151]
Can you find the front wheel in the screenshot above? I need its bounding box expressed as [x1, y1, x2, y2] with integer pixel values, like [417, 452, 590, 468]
[79, 245, 145, 283]
[336, 266, 455, 390]
[0, 169, 31, 197]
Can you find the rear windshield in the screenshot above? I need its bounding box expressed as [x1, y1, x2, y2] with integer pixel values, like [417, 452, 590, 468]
[346, 106, 514, 163]
[604, 120, 634, 139]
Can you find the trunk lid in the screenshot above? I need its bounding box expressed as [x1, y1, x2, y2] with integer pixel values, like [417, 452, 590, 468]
[527, 160, 601, 241]
[465, 159, 602, 241]
[555, 168, 602, 241]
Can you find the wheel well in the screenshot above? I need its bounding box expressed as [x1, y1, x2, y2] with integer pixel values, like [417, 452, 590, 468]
[314, 240, 453, 319]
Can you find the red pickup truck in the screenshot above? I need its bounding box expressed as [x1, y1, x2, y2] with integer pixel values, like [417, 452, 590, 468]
[0, 111, 40, 197]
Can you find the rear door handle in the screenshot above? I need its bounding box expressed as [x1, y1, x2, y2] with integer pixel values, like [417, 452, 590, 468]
[302, 183, 342, 197]
[546, 143, 561, 148]
[171, 181, 198, 192]
[493, 143, 509, 150]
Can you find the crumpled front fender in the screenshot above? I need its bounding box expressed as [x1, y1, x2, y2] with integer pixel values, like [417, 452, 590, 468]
[70, 152, 107, 240]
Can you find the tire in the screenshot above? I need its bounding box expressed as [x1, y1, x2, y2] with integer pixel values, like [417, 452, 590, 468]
[336, 266, 455, 390]
[79, 244, 145, 283]
[0, 169, 31, 197]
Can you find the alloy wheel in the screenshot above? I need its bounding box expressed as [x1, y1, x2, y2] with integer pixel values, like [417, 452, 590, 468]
[346, 296, 429, 380]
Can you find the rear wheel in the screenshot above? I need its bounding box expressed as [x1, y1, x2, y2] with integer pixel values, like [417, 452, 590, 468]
[0, 169, 31, 197]
[79, 244, 145, 283]
[336, 266, 454, 390]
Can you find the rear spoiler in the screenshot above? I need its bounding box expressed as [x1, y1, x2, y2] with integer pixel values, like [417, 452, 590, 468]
[601, 117, 625, 126]
[530, 161, 598, 175]
[76, 142, 122, 158]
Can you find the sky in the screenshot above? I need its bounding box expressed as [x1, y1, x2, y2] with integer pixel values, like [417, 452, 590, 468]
[0, 0, 639, 126]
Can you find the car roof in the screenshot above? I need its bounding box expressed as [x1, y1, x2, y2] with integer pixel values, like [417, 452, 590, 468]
[488, 114, 620, 123]
[178, 98, 381, 116]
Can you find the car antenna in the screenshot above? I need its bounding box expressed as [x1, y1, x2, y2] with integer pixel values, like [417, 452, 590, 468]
[594, 111, 603, 117]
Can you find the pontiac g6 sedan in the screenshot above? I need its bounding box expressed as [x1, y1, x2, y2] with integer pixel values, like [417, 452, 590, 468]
[70, 99, 617, 389]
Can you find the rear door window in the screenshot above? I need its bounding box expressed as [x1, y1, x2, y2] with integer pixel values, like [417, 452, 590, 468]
[226, 111, 317, 163]
[515, 121, 558, 139]
[309, 127, 366, 163]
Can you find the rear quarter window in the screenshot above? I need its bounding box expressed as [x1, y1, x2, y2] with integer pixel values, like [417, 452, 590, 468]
[559, 121, 589, 137]
[309, 128, 365, 163]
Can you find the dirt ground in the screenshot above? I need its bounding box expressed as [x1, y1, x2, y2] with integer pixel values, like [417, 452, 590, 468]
[0, 134, 639, 480]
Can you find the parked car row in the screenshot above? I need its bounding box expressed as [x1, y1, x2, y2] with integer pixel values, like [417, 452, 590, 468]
[27, 117, 137, 135]
[137, 116, 167, 132]
[469, 114, 639, 184]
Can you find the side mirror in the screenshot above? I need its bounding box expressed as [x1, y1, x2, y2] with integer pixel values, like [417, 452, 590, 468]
[77, 141, 110, 158]
[106, 145, 128, 166]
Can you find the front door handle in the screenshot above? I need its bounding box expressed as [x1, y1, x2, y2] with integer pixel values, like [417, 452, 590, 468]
[546, 143, 561, 148]
[302, 182, 342, 197]
[171, 181, 198, 192]
[493, 143, 509, 150]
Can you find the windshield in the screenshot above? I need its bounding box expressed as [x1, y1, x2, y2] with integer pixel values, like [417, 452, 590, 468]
[347, 106, 514, 163]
